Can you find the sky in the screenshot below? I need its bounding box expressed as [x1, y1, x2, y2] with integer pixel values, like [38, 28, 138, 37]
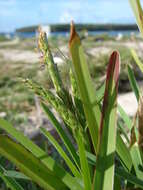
[0, 0, 143, 32]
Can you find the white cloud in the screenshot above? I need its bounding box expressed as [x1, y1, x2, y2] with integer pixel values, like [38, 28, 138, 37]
[57, 0, 137, 24]
[60, 11, 74, 23]
[58, 0, 86, 23]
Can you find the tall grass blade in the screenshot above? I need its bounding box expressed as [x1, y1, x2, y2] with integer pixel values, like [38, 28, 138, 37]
[118, 105, 132, 131]
[0, 135, 67, 190]
[86, 149, 142, 188]
[117, 121, 130, 144]
[93, 51, 120, 190]
[0, 118, 82, 190]
[127, 64, 140, 101]
[75, 129, 92, 190]
[130, 0, 143, 36]
[41, 102, 80, 169]
[96, 83, 105, 103]
[130, 143, 143, 180]
[116, 133, 132, 170]
[40, 127, 81, 178]
[131, 49, 143, 73]
[69, 22, 101, 153]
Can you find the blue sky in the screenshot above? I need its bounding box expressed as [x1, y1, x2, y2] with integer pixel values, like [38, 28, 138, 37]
[0, 0, 143, 32]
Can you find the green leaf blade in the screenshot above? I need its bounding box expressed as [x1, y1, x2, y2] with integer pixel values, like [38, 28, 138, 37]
[131, 49, 143, 73]
[40, 127, 81, 178]
[94, 51, 120, 190]
[130, 0, 143, 36]
[0, 118, 82, 190]
[0, 135, 67, 190]
[127, 64, 140, 101]
[75, 129, 92, 190]
[41, 102, 80, 169]
[118, 105, 132, 131]
[130, 143, 143, 180]
[116, 133, 132, 171]
[69, 22, 101, 153]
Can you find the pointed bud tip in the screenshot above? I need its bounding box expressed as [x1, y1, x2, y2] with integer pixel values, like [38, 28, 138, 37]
[106, 50, 120, 89]
[111, 51, 119, 58]
[69, 21, 77, 45]
[110, 51, 120, 69]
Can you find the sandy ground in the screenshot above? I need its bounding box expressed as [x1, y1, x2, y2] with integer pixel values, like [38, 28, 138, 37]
[0, 38, 19, 47]
[0, 38, 138, 63]
[1, 39, 143, 63]
[0, 49, 39, 63]
[0, 48, 64, 65]
[118, 92, 138, 116]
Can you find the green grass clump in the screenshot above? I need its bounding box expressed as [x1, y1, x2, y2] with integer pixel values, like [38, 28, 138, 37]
[1, 1, 143, 189]
[0, 21, 142, 190]
[0, 35, 10, 42]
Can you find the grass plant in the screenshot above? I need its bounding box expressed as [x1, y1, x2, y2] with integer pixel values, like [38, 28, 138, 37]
[1, 0, 143, 189]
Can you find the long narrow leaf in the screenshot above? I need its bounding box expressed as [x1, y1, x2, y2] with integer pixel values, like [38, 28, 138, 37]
[116, 133, 132, 171]
[127, 64, 140, 101]
[0, 135, 67, 190]
[131, 49, 143, 73]
[75, 129, 92, 190]
[130, 143, 143, 180]
[41, 102, 80, 169]
[69, 22, 101, 153]
[96, 83, 105, 103]
[69, 24, 131, 178]
[118, 105, 132, 131]
[40, 127, 81, 178]
[130, 0, 143, 36]
[117, 121, 130, 144]
[0, 118, 82, 190]
[94, 51, 120, 190]
[86, 150, 143, 188]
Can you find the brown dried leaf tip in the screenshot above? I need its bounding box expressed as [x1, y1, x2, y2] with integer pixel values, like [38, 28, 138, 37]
[138, 96, 143, 150]
[69, 21, 78, 46]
